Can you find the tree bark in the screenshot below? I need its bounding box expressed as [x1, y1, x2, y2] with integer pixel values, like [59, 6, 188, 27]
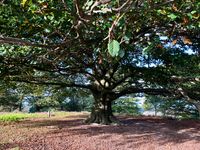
[85, 92, 119, 124]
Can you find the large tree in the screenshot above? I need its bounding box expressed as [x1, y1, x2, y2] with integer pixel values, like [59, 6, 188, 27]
[0, 0, 199, 124]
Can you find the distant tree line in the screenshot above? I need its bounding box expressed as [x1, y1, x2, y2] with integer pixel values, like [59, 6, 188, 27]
[0, 81, 199, 119]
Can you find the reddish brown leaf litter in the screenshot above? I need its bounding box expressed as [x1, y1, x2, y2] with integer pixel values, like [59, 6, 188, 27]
[0, 114, 200, 150]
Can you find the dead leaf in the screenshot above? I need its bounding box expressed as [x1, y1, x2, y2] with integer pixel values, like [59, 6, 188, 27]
[172, 4, 178, 11]
[182, 36, 192, 45]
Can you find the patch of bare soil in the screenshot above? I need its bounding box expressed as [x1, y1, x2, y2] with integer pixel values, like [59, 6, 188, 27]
[0, 114, 200, 150]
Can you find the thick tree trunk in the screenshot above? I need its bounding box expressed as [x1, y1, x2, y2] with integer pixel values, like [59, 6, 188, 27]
[86, 93, 119, 124]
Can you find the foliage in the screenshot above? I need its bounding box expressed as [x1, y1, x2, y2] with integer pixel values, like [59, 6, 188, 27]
[143, 95, 161, 116]
[26, 87, 93, 112]
[0, 82, 22, 111]
[0, 81, 45, 111]
[144, 95, 199, 119]
[160, 99, 199, 119]
[108, 40, 121, 57]
[113, 97, 141, 115]
[52, 88, 93, 111]
[61, 95, 93, 112]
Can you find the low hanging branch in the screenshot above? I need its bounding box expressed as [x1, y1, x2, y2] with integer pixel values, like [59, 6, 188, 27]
[171, 76, 200, 82]
[115, 87, 172, 99]
[0, 36, 72, 49]
[6, 77, 92, 89]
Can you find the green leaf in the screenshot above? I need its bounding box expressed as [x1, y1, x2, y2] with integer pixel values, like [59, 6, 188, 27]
[124, 35, 130, 44]
[44, 28, 51, 33]
[157, 9, 167, 15]
[21, 0, 28, 7]
[167, 14, 177, 20]
[108, 40, 120, 57]
[119, 49, 125, 58]
[85, 0, 94, 10]
[191, 11, 197, 14]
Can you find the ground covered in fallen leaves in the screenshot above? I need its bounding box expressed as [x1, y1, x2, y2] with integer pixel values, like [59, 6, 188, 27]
[0, 112, 200, 150]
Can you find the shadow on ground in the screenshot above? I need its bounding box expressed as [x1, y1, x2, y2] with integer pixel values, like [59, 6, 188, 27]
[2, 115, 200, 150]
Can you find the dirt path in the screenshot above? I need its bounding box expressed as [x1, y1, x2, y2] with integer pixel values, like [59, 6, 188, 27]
[0, 114, 200, 150]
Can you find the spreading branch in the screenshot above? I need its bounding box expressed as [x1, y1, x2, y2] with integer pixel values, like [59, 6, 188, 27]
[115, 87, 172, 99]
[7, 77, 92, 90]
[0, 36, 72, 49]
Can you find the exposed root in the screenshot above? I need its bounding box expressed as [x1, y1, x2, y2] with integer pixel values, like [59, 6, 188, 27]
[85, 111, 121, 125]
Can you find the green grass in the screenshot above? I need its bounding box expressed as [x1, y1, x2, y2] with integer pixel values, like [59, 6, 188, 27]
[0, 113, 46, 122]
[0, 113, 32, 122]
[0, 111, 89, 122]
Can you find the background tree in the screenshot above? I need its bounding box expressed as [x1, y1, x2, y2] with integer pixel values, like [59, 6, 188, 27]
[143, 95, 199, 119]
[0, 0, 199, 124]
[52, 87, 92, 111]
[113, 97, 141, 115]
[143, 95, 161, 116]
[163, 99, 199, 119]
[0, 81, 33, 111]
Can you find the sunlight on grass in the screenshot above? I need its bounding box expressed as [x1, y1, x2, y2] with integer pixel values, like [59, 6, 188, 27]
[0, 114, 28, 122]
[0, 111, 89, 122]
[0, 113, 46, 122]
